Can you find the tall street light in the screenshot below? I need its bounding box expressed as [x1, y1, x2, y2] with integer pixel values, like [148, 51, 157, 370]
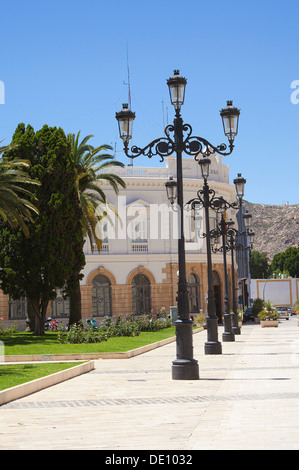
[208, 176, 247, 342]
[187, 165, 244, 351]
[116, 70, 240, 379]
[226, 218, 255, 334]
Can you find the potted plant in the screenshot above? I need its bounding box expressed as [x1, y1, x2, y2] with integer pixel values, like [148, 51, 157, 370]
[194, 312, 207, 329]
[251, 298, 265, 324]
[237, 309, 243, 328]
[258, 300, 280, 327]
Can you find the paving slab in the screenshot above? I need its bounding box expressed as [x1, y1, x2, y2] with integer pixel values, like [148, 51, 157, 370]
[1, 317, 299, 450]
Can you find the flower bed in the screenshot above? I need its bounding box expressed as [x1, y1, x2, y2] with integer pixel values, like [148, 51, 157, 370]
[58, 312, 172, 344]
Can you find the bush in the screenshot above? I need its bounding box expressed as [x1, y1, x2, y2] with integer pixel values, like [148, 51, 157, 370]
[258, 310, 280, 321]
[105, 316, 141, 337]
[251, 298, 265, 317]
[257, 300, 280, 321]
[58, 311, 172, 344]
[194, 313, 206, 326]
[58, 323, 108, 344]
[135, 313, 171, 332]
[0, 321, 18, 337]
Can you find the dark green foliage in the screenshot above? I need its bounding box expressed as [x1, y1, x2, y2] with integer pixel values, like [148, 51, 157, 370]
[57, 323, 108, 344]
[270, 247, 299, 278]
[57, 314, 172, 344]
[249, 250, 270, 279]
[251, 298, 264, 316]
[0, 123, 85, 335]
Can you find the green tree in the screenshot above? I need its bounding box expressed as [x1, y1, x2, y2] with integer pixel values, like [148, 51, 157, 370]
[251, 298, 264, 316]
[270, 247, 299, 278]
[67, 132, 126, 325]
[249, 250, 270, 279]
[0, 124, 85, 335]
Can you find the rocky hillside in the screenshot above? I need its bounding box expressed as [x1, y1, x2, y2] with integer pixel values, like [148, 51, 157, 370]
[244, 201, 299, 260]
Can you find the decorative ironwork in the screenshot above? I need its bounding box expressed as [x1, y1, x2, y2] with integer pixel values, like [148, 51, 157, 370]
[123, 111, 234, 163]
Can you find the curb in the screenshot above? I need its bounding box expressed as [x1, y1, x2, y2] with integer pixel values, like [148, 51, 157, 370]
[0, 361, 95, 406]
[4, 327, 203, 363]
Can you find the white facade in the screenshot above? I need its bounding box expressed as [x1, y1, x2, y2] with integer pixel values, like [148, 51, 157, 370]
[82, 154, 236, 284]
[80, 153, 240, 318]
[251, 278, 299, 306]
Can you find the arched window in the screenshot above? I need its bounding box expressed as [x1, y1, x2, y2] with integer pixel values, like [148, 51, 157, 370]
[187, 273, 200, 313]
[212, 271, 221, 285]
[132, 274, 151, 315]
[51, 289, 70, 318]
[8, 296, 27, 320]
[92, 274, 112, 317]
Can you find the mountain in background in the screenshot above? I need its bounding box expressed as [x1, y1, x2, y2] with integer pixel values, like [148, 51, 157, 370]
[244, 201, 299, 260]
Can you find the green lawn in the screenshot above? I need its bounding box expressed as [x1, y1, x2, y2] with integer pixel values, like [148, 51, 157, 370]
[0, 327, 202, 392]
[1, 327, 178, 356]
[0, 362, 84, 391]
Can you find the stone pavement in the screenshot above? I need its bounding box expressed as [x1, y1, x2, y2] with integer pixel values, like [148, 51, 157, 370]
[1, 316, 299, 450]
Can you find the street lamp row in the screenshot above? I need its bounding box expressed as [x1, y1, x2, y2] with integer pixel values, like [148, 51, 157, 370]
[116, 70, 243, 380]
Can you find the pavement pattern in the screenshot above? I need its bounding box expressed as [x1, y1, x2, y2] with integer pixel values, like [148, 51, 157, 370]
[1, 316, 299, 450]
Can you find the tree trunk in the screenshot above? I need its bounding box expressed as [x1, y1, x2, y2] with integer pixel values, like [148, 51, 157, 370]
[28, 298, 48, 335]
[69, 278, 82, 327]
[26, 301, 36, 332]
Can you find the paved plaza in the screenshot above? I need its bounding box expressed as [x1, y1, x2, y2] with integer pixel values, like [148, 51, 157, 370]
[1, 316, 299, 450]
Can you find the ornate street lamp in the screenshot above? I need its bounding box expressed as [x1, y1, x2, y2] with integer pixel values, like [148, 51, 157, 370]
[167, 70, 187, 110]
[187, 166, 246, 345]
[211, 212, 235, 342]
[165, 176, 177, 205]
[243, 210, 252, 230]
[116, 70, 240, 376]
[220, 100, 240, 146]
[226, 217, 254, 333]
[209, 173, 248, 341]
[233, 173, 246, 202]
[115, 103, 135, 143]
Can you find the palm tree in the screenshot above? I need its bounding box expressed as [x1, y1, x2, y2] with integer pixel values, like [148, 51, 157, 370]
[0, 142, 39, 237]
[67, 132, 126, 325]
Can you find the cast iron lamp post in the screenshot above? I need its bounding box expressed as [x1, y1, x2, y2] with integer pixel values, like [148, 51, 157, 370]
[211, 212, 235, 342]
[187, 162, 245, 350]
[116, 70, 240, 378]
[208, 177, 249, 340]
[225, 218, 255, 334]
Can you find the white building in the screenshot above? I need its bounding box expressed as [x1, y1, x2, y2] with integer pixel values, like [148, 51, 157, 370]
[251, 278, 299, 307]
[79, 154, 240, 320]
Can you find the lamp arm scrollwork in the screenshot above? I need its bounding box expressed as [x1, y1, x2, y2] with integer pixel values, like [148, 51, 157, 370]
[123, 119, 234, 162]
[124, 136, 174, 162]
[184, 135, 233, 158]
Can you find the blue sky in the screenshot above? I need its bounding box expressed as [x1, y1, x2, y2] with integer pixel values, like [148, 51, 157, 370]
[0, 0, 298, 205]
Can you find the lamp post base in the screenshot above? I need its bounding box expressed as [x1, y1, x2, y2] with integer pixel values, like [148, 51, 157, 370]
[222, 332, 235, 342]
[205, 315, 222, 354]
[172, 359, 199, 380]
[222, 314, 235, 342]
[172, 320, 199, 380]
[232, 326, 241, 335]
[204, 341, 222, 355]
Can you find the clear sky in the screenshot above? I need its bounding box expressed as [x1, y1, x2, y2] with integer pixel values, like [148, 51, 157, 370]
[0, 0, 298, 206]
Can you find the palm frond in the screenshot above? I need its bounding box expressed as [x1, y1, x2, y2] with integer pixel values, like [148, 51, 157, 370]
[0, 149, 40, 236]
[68, 131, 126, 252]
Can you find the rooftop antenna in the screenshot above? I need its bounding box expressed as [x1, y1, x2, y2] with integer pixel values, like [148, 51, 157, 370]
[124, 43, 133, 166]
